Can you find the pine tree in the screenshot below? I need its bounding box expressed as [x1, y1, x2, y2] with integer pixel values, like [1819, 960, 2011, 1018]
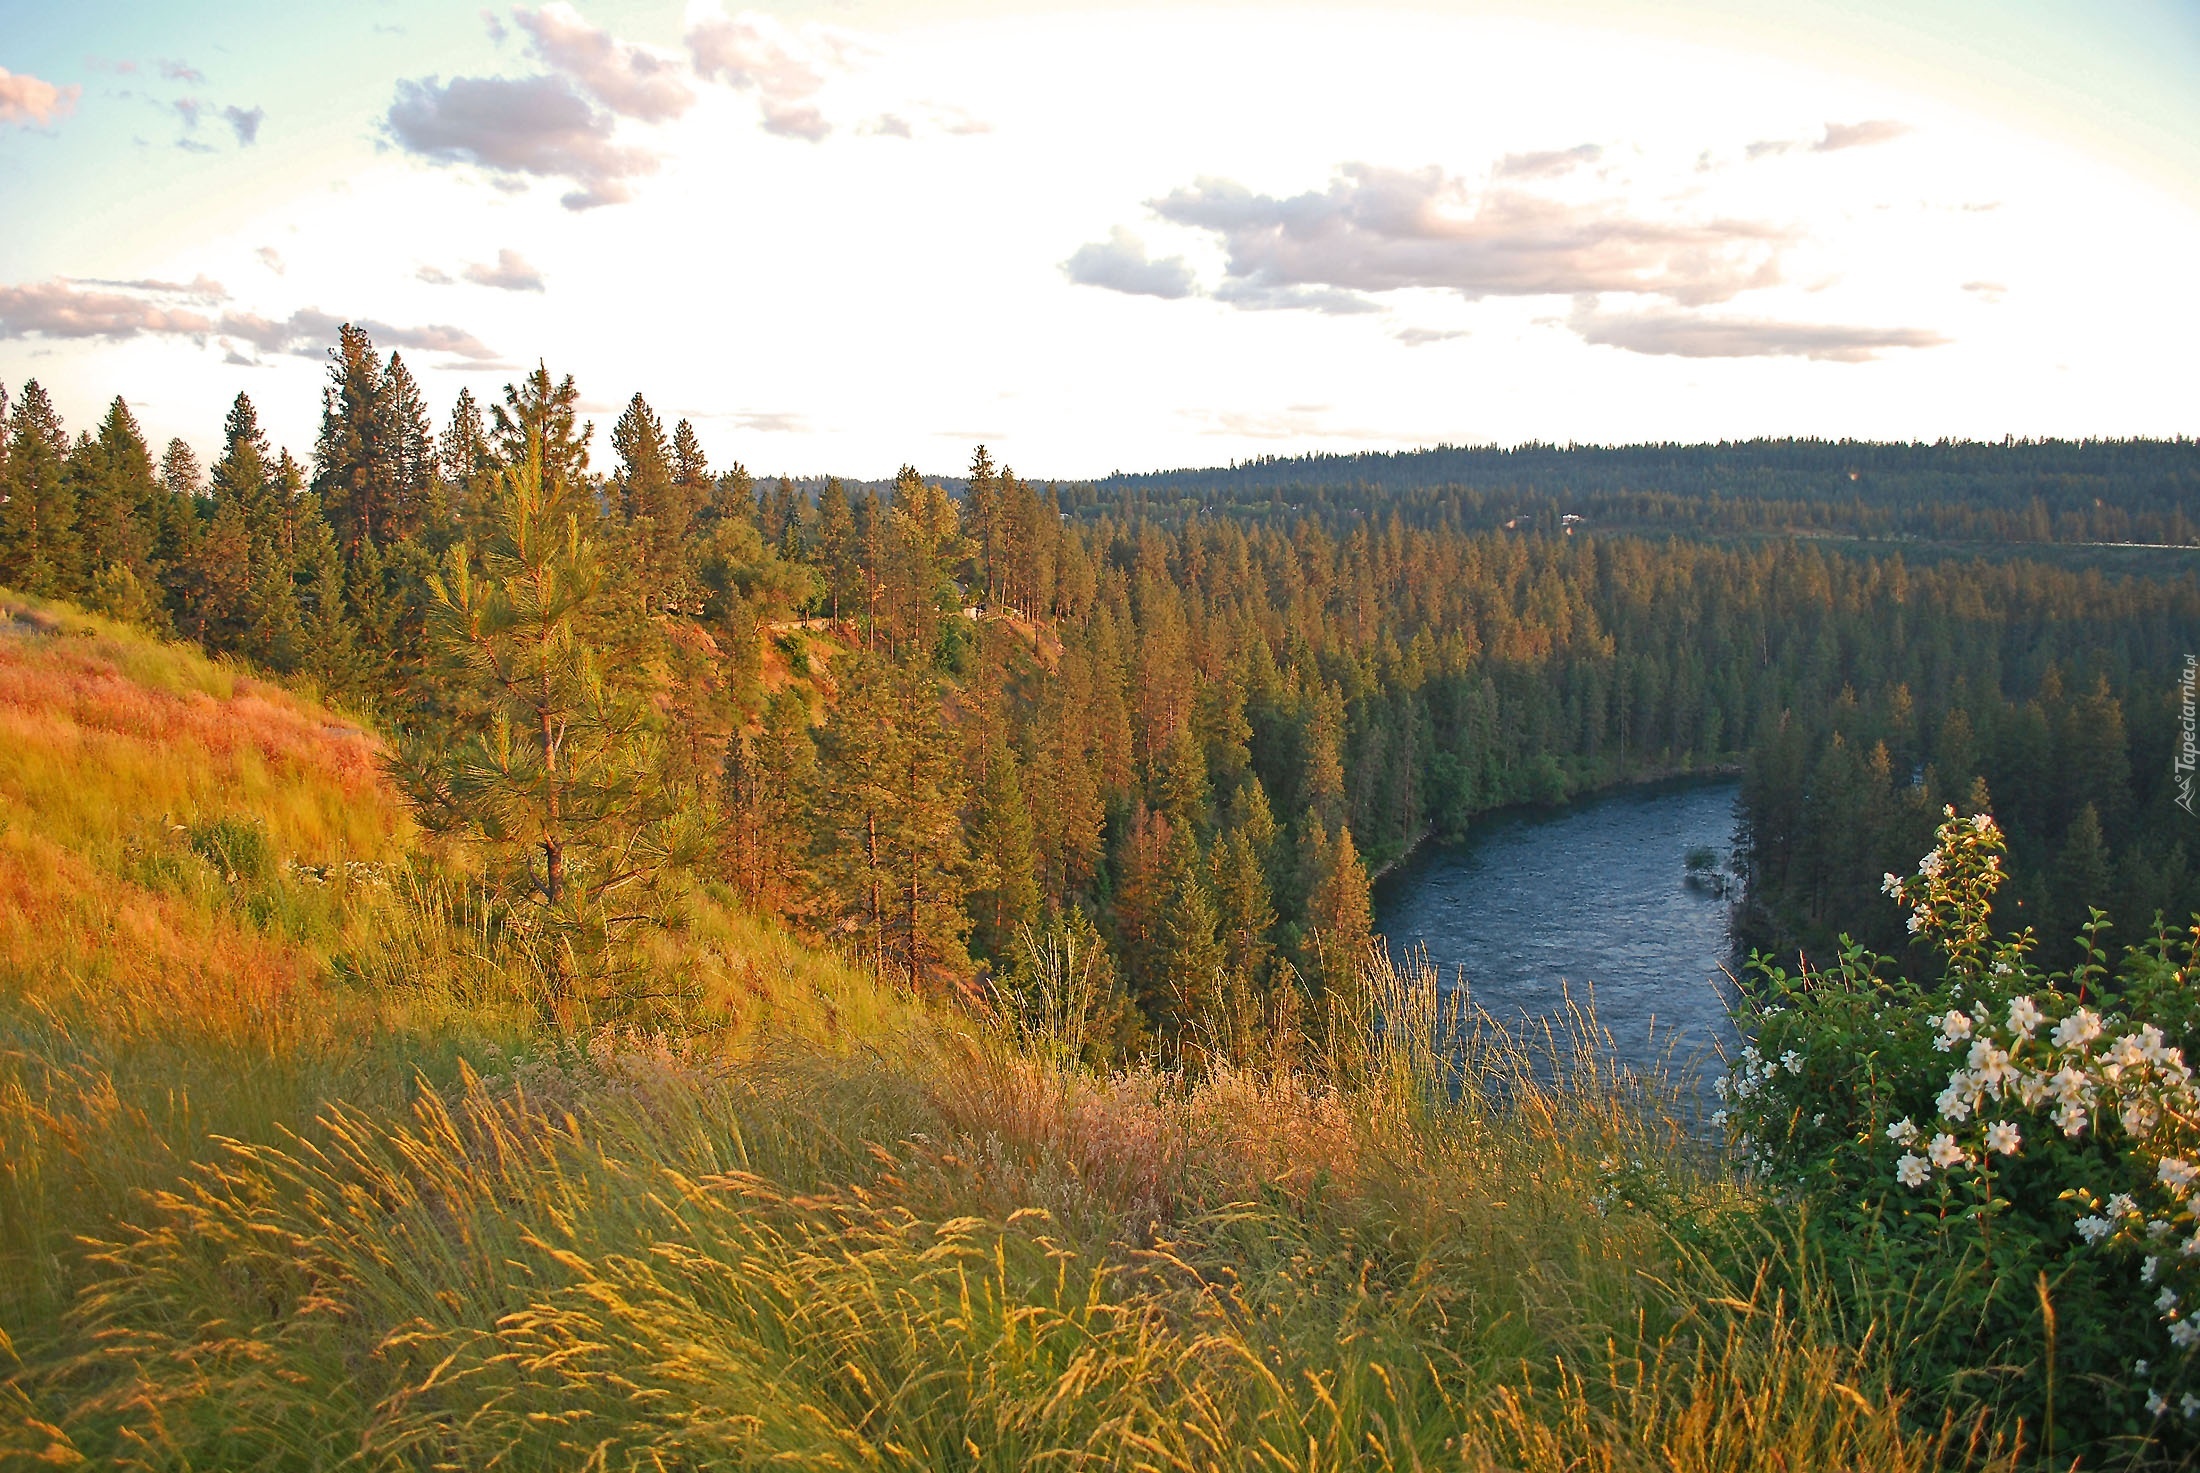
[380, 352, 438, 543]
[313, 324, 386, 553]
[391, 429, 695, 1019]
[967, 744, 1041, 967]
[813, 477, 860, 620]
[808, 651, 974, 992]
[1302, 815, 1374, 1008]
[723, 689, 815, 916]
[492, 362, 592, 496]
[441, 387, 499, 545]
[0, 381, 79, 596]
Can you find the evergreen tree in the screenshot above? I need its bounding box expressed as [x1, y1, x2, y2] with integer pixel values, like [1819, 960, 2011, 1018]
[0, 381, 78, 596]
[813, 477, 860, 620]
[808, 651, 975, 991]
[967, 744, 1041, 967]
[313, 324, 387, 553]
[441, 387, 499, 545]
[492, 362, 592, 495]
[391, 429, 695, 1018]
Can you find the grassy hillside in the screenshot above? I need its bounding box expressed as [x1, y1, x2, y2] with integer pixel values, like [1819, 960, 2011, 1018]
[0, 592, 2004, 1470]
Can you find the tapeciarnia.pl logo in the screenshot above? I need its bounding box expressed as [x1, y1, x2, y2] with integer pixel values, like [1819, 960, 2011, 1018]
[2178, 653, 2199, 816]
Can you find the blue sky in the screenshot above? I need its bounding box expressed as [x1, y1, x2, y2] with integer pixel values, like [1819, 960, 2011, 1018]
[3, 0, 2196, 478]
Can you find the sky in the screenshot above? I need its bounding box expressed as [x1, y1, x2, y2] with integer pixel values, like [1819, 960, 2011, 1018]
[1, 0, 2196, 480]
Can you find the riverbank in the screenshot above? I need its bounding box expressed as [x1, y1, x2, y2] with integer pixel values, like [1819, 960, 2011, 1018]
[1369, 759, 1745, 885]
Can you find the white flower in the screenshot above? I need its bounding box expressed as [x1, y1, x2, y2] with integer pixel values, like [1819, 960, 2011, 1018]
[2150, 1218, 2175, 1239]
[2110, 1193, 2140, 1219]
[1781, 1050, 1803, 1075]
[1896, 1154, 1931, 1188]
[1940, 1010, 1973, 1043]
[1811, 1113, 1826, 1127]
[1920, 851, 1945, 877]
[1712, 1075, 1731, 1100]
[2184, 1234, 2200, 1258]
[2157, 1286, 2179, 1314]
[2076, 1215, 2112, 1243]
[2151, 1390, 2169, 1417]
[2144, 1256, 2161, 1283]
[2050, 1067, 2090, 1105]
[1886, 1117, 1920, 1146]
[2137, 1359, 2152, 1377]
[1985, 1120, 2020, 1156]
[2173, 1319, 2200, 1349]
[2183, 1392, 2200, 1421]
[1907, 911, 1924, 935]
[2051, 1009, 2103, 1049]
[2160, 1158, 2198, 1194]
[1710, 1110, 1729, 1128]
[1937, 1083, 1973, 1122]
[1928, 1133, 1966, 1169]
[2124, 1103, 2160, 1138]
[1881, 871, 1904, 898]
[1970, 813, 1993, 834]
[2054, 1101, 2089, 1138]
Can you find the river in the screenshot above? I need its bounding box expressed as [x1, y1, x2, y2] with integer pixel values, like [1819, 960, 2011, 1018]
[1372, 778, 1744, 1090]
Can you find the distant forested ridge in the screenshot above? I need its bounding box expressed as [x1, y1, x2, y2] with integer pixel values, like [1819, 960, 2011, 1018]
[1089, 438, 2200, 547]
[4, 335, 2197, 1054]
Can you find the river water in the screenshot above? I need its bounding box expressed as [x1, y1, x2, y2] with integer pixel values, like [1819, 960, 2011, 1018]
[1372, 779, 1744, 1089]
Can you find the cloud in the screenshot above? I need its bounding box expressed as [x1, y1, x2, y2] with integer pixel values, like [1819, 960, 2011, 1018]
[256, 246, 285, 275]
[223, 104, 264, 145]
[687, 4, 858, 142]
[463, 248, 547, 291]
[1567, 299, 1947, 361]
[0, 280, 218, 339]
[416, 265, 454, 285]
[1147, 163, 1787, 312]
[0, 278, 499, 363]
[864, 113, 912, 138]
[1394, 326, 1468, 347]
[0, 67, 81, 128]
[173, 97, 205, 129]
[1213, 278, 1378, 315]
[727, 411, 807, 433]
[158, 59, 204, 84]
[1962, 280, 2006, 302]
[1494, 144, 1601, 180]
[1816, 119, 1910, 151]
[514, 3, 694, 122]
[175, 139, 217, 156]
[384, 73, 656, 209]
[482, 8, 509, 44]
[1063, 227, 1196, 300]
[72, 274, 227, 301]
[1744, 139, 1793, 160]
[217, 309, 500, 361]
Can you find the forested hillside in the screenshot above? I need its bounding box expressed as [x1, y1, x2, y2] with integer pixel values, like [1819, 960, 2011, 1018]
[1094, 439, 2200, 547]
[5, 330, 2198, 1042]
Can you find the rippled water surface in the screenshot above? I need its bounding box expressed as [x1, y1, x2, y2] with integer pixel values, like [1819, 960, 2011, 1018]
[1374, 779, 1744, 1085]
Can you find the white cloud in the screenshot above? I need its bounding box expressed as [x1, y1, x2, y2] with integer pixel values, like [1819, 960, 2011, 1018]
[513, 3, 695, 123]
[686, 4, 861, 143]
[1568, 298, 1946, 361]
[384, 73, 656, 209]
[1149, 163, 1788, 309]
[0, 67, 81, 128]
[1063, 227, 1195, 300]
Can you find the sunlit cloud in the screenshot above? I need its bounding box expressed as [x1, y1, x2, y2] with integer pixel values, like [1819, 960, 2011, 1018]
[0, 67, 81, 128]
[384, 73, 657, 209]
[1568, 298, 1946, 361]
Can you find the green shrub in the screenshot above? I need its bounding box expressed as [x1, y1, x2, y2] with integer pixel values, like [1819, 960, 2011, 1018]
[1720, 803, 2200, 1463]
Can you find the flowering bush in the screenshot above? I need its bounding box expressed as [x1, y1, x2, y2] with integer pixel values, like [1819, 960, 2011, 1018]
[1720, 804, 2200, 1459]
